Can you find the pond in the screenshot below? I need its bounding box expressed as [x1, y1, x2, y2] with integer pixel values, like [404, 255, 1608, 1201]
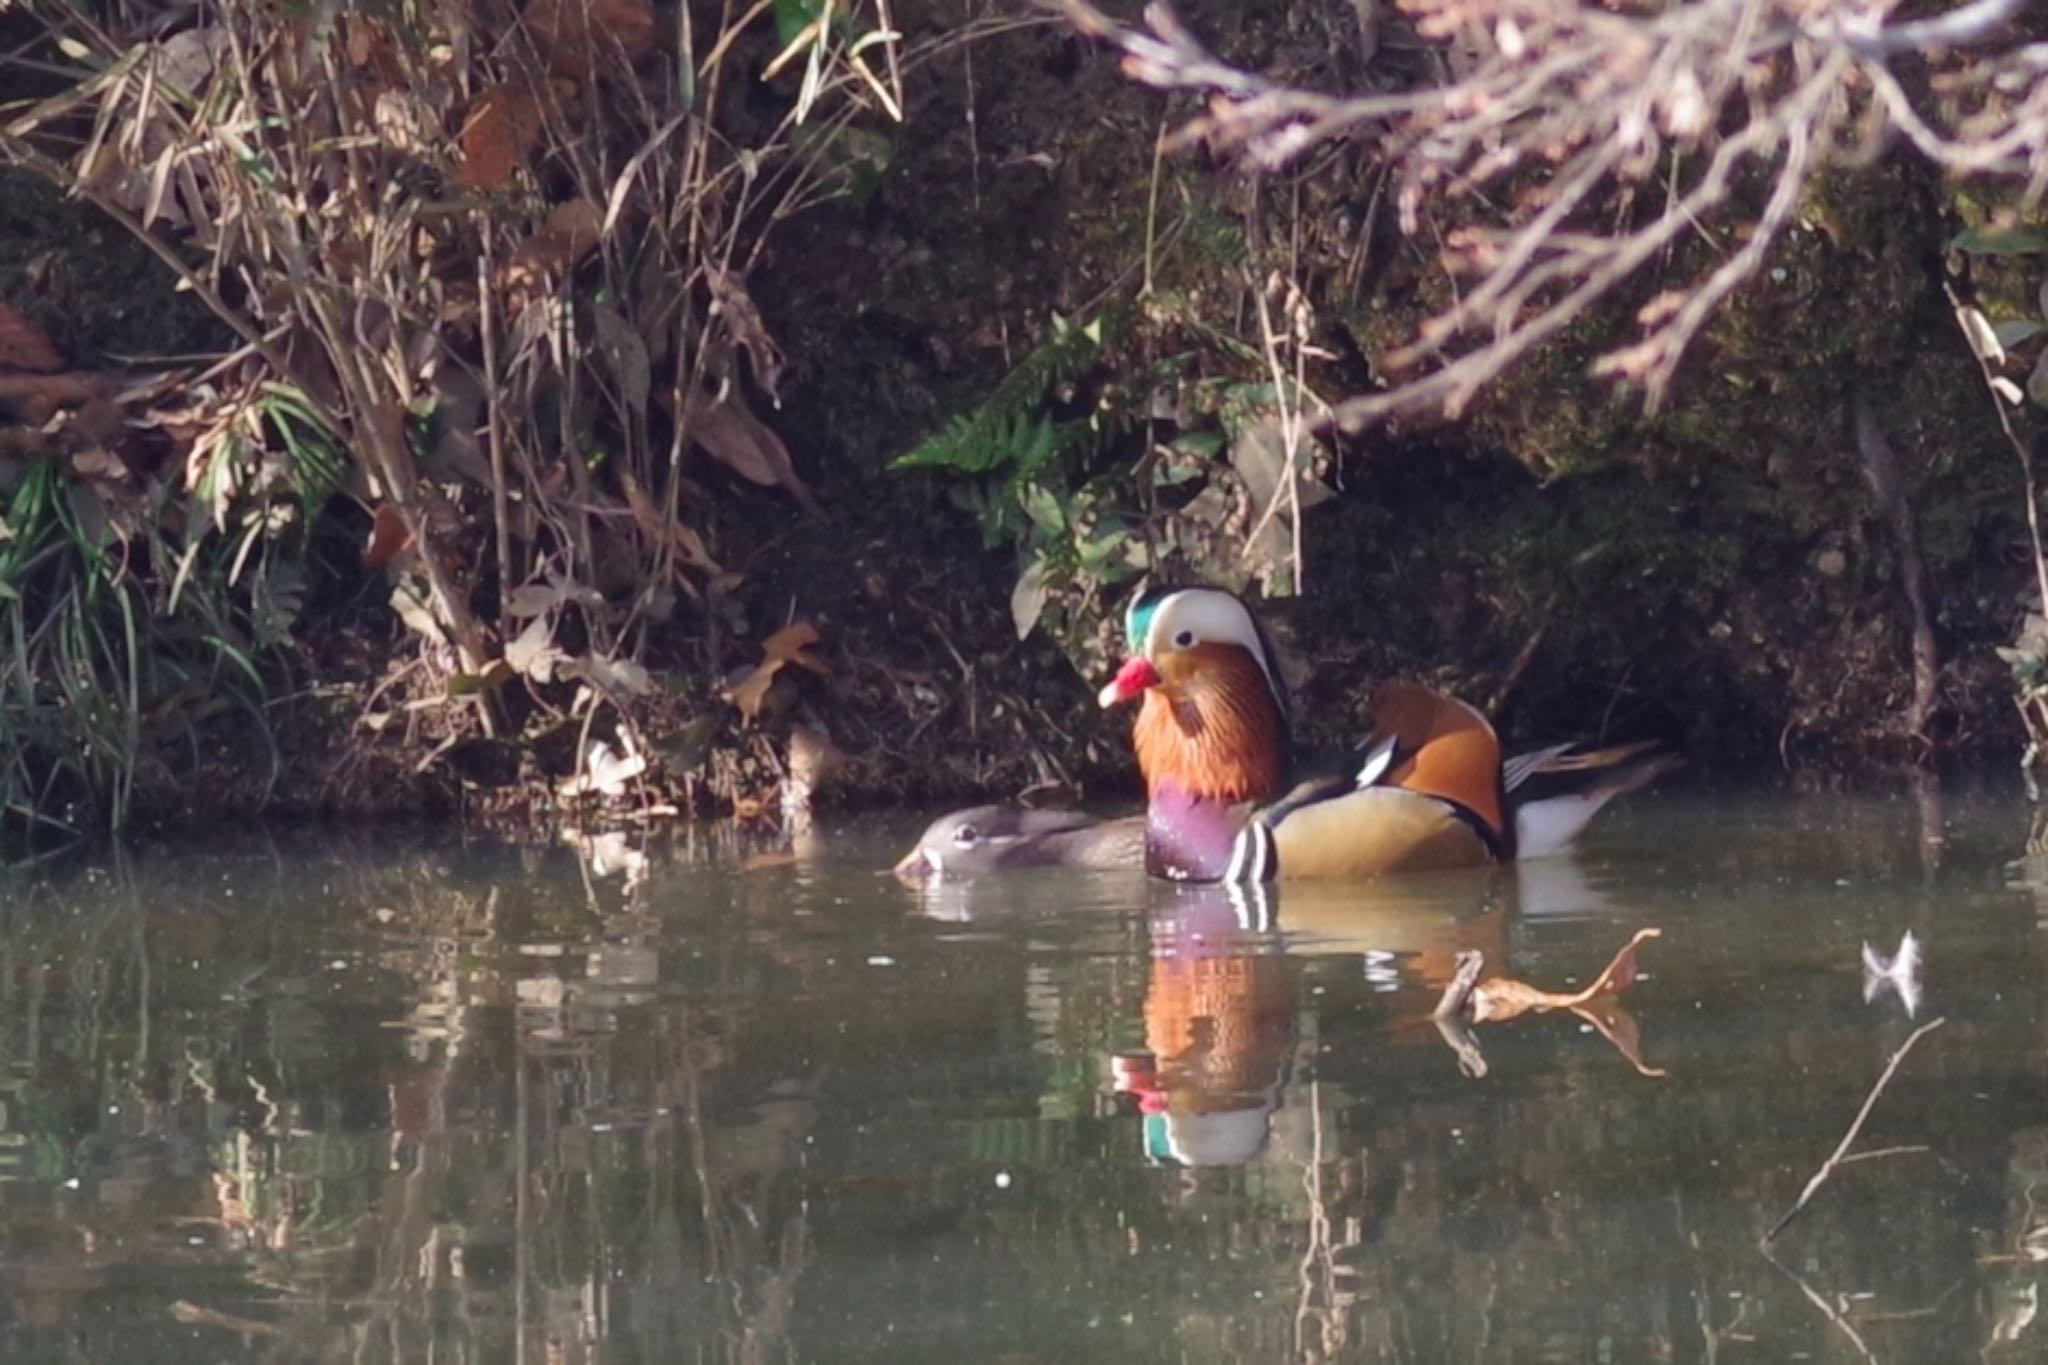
[0, 784, 2045, 1362]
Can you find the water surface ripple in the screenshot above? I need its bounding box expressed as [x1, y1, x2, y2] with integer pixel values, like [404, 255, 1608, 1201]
[1, 787, 2044, 1362]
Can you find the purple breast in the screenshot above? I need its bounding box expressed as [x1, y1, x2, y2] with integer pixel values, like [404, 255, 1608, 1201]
[1146, 784, 1245, 882]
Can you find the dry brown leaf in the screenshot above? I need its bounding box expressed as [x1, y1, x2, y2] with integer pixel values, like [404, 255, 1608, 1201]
[456, 82, 544, 191]
[725, 621, 827, 721]
[741, 850, 799, 872]
[364, 502, 414, 570]
[762, 621, 828, 676]
[500, 197, 605, 293]
[522, 0, 655, 83]
[690, 387, 825, 518]
[0, 303, 64, 373]
[0, 371, 115, 426]
[620, 468, 721, 572]
[1438, 927, 1662, 1024]
[708, 267, 785, 404]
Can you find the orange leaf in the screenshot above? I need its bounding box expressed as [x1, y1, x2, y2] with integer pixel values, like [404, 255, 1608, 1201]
[522, 0, 654, 84]
[363, 502, 415, 570]
[1438, 927, 1662, 1023]
[456, 82, 544, 190]
[0, 302, 63, 373]
[724, 621, 827, 722]
[761, 620, 828, 675]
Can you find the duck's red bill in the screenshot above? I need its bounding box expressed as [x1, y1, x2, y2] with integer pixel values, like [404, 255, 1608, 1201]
[1097, 656, 1160, 708]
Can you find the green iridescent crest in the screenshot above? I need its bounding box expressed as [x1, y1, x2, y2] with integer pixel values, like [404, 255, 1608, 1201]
[1124, 586, 1173, 654]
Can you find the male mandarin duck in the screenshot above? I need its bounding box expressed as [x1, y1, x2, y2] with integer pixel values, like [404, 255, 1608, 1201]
[1096, 584, 1678, 882]
[891, 804, 1145, 880]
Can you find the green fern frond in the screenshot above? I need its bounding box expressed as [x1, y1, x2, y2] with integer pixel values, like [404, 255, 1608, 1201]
[891, 311, 1123, 472]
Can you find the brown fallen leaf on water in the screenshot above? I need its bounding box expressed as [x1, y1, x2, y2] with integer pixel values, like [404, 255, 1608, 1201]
[725, 621, 828, 722]
[0, 302, 63, 373]
[1436, 927, 1661, 1023]
[1432, 928, 1666, 1078]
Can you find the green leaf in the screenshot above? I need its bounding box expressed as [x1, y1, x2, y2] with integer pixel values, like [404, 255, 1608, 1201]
[1952, 227, 2048, 256]
[1010, 557, 1049, 640]
[1018, 480, 1066, 535]
[773, 0, 824, 47]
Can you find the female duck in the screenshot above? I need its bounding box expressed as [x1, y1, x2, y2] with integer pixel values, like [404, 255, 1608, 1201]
[1097, 585, 1674, 882]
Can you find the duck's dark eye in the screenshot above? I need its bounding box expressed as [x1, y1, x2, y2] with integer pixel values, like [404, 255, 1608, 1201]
[1173, 629, 1195, 648]
[950, 823, 980, 848]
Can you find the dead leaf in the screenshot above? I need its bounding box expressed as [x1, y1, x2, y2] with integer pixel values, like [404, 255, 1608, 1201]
[741, 850, 799, 871]
[725, 620, 827, 721]
[153, 28, 228, 98]
[1435, 927, 1662, 1024]
[456, 82, 544, 191]
[521, 0, 655, 83]
[0, 371, 117, 426]
[505, 614, 567, 681]
[619, 469, 720, 573]
[559, 736, 647, 798]
[0, 303, 63, 373]
[559, 653, 654, 696]
[591, 303, 651, 416]
[364, 502, 414, 569]
[503, 570, 603, 617]
[390, 578, 448, 646]
[689, 387, 825, 518]
[708, 267, 785, 404]
[500, 197, 605, 293]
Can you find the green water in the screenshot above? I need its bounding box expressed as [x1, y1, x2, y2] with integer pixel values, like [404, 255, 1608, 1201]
[1, 786, 2046, 1361]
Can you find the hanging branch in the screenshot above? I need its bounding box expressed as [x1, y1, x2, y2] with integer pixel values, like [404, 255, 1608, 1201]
[1055, 0, 2048, 427]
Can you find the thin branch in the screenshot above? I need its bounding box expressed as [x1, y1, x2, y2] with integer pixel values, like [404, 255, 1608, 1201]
[1764, 1016, 1945, 1244]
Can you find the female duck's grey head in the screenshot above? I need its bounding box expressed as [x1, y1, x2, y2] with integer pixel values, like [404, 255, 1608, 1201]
[891, 805, 1104, 880]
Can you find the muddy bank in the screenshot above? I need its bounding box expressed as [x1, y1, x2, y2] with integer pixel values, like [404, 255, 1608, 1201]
[2, 3, 2037, 837]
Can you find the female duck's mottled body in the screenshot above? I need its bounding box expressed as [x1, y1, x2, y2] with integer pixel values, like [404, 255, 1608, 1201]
[1100, 585, 1673, 883]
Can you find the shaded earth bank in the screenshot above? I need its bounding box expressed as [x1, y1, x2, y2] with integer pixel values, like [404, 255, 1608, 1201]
[0, 0, 2041, 836]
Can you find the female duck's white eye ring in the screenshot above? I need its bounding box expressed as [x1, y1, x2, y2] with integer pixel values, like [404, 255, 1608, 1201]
[951, 823, 980, 848]
[1173, 629, 1195, 648]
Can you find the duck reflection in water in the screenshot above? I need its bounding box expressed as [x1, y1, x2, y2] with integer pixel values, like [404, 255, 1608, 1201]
[1111, 885, 1294, 1168]
[1112, 875, 1515, 1167]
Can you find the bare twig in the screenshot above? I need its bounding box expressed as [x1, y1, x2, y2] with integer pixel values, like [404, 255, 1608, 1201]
[1764, 1016, 1945, 1243]
[1056, 0, 2048, 426]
